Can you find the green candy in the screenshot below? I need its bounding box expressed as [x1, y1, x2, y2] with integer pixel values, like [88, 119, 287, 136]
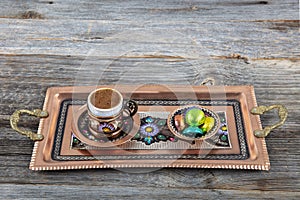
[185, 108, 206, 126]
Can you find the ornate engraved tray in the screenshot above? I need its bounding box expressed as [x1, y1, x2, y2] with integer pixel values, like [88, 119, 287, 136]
[11, 85, 287, 171]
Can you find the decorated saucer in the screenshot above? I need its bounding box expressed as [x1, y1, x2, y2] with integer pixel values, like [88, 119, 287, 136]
[71, 105, 140, 148]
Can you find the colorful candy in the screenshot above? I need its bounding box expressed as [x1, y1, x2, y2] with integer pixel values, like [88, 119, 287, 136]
[185, 108, 205, 127]
[174, 114, 185, 131]
[174, 107, 217, 139]
[182, 126, 204, 137]
[201, 117, 215, 132]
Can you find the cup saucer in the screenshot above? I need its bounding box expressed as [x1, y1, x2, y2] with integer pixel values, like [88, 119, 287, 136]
[71, 105, 140, 148]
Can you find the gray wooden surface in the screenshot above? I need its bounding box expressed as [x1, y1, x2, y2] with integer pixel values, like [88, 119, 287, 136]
[0, 0, 299, 199]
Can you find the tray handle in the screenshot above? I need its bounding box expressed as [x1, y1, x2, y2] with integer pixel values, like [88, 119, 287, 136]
[200, 77, 215, 86]
[251, 104, 288, 138]
[10, 109, 49, 141]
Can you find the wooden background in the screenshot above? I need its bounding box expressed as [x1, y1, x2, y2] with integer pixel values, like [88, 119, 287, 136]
[0, 0, 299, 199]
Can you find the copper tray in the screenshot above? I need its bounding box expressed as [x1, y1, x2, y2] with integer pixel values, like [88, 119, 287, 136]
[12, 85, 279, 170]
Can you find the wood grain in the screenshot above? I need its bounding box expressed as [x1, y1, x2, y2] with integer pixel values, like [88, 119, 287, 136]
[0, 0, 299, 199]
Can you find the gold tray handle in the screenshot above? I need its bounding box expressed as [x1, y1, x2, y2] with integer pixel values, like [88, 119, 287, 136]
[10, 109, 49, 141]
[251, 104, 288, 138]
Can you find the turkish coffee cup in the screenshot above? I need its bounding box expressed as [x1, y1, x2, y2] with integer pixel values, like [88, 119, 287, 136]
[87, 88, 138, 139]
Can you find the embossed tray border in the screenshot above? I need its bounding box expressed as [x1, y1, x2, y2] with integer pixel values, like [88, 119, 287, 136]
[52, 99, 248, 161]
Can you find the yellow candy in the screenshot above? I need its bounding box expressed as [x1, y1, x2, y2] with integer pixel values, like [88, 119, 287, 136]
[201, 117, 215, 132]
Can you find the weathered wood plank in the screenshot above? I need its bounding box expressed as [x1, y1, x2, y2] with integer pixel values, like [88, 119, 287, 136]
[1, 183, 299, 199]
[0, 0, 298, 21]
[0, 154, 299, 189]
[1, 56, 299, 126]
[3, 184, 300, 199]
[0, 20, 298, 59]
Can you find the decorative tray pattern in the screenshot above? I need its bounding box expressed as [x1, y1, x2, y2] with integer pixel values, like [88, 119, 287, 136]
[29, 85, 270, 170]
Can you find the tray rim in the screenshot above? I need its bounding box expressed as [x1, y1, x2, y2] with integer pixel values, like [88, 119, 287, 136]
[30, 85, 270, 171]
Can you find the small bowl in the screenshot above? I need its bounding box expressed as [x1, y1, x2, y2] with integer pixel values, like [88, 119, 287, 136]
[167, 105, 220, 141]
